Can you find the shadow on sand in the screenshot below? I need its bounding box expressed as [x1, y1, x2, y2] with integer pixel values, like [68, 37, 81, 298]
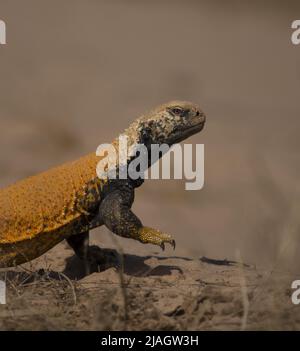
[0, 247, 197, 283]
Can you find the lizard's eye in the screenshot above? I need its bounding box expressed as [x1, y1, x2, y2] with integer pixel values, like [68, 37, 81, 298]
[172, 108, 182, 115]
[169, 107, 187, 117]
[171, 108, 183, 115]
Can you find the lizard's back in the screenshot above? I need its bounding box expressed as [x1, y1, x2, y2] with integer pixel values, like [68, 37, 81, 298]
[0, 153, 99, 245]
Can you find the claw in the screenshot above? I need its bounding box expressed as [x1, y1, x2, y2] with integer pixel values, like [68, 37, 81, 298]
[160, 242, 165, 251]
[171, 240, 176, 250]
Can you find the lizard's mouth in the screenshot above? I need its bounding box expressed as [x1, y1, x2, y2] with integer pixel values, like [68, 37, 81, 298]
[170, 122, 205, 144]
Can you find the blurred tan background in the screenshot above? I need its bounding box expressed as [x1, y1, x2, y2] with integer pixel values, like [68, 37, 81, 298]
[0, 0, 300, 270]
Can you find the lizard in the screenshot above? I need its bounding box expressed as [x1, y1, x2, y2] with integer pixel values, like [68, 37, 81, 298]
[0, 101, 206, 268]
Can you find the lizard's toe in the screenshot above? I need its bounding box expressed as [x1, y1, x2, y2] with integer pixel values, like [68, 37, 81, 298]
[160, 239, 176, 251]
[171, 239, 176, 250]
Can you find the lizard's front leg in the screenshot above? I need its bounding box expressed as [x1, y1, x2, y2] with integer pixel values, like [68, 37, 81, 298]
[99, 188, 175, 250]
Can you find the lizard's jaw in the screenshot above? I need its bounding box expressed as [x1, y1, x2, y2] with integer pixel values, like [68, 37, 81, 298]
[168, 121, 205, 144]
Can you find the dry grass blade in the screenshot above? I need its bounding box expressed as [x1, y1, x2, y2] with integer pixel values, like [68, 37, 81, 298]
[235, 249, 249, 331]
[107, 229, 129, 323]
[58, 272, 77, 305]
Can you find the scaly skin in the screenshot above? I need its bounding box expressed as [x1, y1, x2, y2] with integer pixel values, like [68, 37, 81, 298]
[0, 101, 206, 268]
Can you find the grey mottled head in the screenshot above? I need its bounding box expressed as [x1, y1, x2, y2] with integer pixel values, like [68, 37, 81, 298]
[124, 101, 206, 147]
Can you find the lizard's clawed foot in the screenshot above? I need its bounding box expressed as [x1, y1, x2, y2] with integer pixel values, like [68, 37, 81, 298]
[137, 227, 176, 251]
[160, 239, 176, 251]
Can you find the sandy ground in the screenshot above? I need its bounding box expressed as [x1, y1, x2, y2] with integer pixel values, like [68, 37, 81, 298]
[1, 247, 300, 331]
[0, 0, 300, 330]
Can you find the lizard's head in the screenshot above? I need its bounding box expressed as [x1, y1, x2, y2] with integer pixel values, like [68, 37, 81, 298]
[136, 101, 206, 146]
[114, 101, 206, 183]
